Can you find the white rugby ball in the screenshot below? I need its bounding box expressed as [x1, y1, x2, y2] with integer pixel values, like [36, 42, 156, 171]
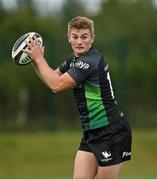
[11, 32, 43, 65]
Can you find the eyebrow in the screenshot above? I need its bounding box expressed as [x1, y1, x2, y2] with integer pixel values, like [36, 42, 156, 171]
[71, 33, 89, 36]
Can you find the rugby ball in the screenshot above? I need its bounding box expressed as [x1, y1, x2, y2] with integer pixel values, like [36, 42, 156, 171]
[11, 32, 43, 65]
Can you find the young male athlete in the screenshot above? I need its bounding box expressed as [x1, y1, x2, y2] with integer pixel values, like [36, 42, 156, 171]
[24, 16, 132, 179]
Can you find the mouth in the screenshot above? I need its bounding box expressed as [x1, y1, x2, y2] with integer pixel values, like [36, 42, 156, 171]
[76, 47, 84, 49]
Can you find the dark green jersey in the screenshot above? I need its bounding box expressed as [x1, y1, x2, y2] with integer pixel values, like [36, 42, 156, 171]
[59, 47, 124, 131]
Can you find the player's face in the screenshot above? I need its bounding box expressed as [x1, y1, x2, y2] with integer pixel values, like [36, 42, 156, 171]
[68, 28, 95, 57]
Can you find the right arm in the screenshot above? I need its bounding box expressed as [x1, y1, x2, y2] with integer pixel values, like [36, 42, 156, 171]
[55, 68, 63, 76]
[32, 58, 76, 93]
[31, 63, 63, 86]
[24, 37, 76, 93]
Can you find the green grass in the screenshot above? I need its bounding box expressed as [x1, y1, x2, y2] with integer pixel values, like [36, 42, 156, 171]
[120, 129, 157, 179]
[0, 129, 156, 178]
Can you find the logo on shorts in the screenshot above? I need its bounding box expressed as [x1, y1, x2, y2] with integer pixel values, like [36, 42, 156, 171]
[122, 151, 131, 158]
[101, 151, 112, 162]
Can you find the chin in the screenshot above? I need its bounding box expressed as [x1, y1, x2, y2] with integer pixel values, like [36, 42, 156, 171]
[76, 49, 85, 55]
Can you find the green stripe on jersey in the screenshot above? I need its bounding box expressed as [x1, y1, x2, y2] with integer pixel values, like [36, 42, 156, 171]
[85, 82, 109, 129]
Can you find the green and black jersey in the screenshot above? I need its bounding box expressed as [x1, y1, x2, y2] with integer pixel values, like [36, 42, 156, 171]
[59, 47, 124, 131]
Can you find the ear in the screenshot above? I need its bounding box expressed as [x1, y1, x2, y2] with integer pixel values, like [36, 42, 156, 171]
[91, 34, 96, 44]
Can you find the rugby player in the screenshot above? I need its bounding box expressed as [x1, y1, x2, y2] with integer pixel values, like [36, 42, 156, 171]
[24, 16, 132, 179]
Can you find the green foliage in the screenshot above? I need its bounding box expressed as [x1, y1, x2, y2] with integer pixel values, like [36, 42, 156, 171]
[61, 0, 86, 23]
[94, 0, 157, 127]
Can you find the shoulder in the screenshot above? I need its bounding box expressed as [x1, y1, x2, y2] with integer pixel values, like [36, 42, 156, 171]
[79, 47, 103, 67]
[65, 53, 75, 63]
[86, 47, 102, 61]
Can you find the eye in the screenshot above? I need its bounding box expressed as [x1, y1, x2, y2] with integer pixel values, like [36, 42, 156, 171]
[72, 35, 78, 40]
[81, 35, 88, 40]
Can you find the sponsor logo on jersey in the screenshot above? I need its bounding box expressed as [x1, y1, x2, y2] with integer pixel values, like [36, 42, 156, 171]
[101, 151, 113, 162]
[75, 61, 89, 69]
[70, 60, 89, 70]
[70, 62, 75, 67]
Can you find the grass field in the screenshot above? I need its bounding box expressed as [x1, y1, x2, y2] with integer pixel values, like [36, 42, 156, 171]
[0, 129, 156, 178]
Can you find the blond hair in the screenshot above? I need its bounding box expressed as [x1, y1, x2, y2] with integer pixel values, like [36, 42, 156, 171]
[68, 16, 95, 35]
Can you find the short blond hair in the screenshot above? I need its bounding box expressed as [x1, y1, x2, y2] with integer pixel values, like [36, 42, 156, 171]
[68, 16, 95, 35]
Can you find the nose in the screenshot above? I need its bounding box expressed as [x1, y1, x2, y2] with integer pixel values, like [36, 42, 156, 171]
[76, 38, 83, 45]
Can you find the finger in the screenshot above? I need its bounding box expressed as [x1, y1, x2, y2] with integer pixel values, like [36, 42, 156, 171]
[25, 38, 32, 48]
[28, 36, 34, 43]
[34, 37, 38, 46]
[25, 36, 35, 51]
[21, 48, 28, 54]
[26, 36, 35, 48]
[34, 36, 41, 46]
[22, 47, 31, 55]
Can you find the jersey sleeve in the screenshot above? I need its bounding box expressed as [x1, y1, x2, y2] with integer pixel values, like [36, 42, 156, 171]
[59, 54, 73, 74]
[59, 60, 69, 74]
[67, 55, 98, 84]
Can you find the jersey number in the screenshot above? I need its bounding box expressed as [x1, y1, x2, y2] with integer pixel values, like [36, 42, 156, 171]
[107, 72, 114, 98]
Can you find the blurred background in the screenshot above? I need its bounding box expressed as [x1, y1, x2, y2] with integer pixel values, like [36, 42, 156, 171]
[0, 0, 157, 178]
